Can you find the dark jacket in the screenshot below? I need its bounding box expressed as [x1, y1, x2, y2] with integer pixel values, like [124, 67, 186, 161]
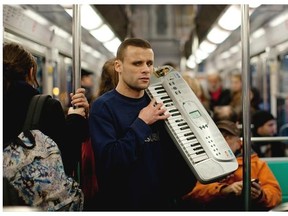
[4, 81, 89, 175]
[251, 125, 285, 157]
[209, 88, 231, 111]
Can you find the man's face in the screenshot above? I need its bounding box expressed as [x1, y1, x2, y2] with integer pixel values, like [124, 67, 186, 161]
[207, 74, 221, 92]
[81, 75, 94, 87]
[257, 119, 277, 136]
[230, 76, 242, 93]
[115, 46, 154, 92]
[223, 133, 242, 153]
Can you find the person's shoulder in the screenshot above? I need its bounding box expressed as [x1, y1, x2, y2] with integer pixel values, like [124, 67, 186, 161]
[96, 89, 116, 101]
[90, 90, 116, 108]
[251, 153, 267, 166]
[41, 95, 62, 108]
[222, 88, 231, 94]
[39, 95, 63, 116]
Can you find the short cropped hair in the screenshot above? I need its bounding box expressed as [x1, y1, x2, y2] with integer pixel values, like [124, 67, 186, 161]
[116, 38, 152, 62]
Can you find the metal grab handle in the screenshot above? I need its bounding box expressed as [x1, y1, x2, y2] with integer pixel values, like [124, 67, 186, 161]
[243, 136, 288, 142]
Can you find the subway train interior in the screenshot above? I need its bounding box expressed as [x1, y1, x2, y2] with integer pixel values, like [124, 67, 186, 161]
[3, 4, 288, 210]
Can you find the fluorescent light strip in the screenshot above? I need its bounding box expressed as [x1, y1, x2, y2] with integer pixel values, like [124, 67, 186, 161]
[103, 37, 122, 56]
[81, 5, 103, 30]
[218, 5, 241, 31]
[269, 10, 288, 27]
[251, 28, 265, 39]
[63, 4, 120, 55]
[90, 24, 115, 43]
[199, 40, 217, 53]
[207, 25, 230, 44]
[23, 9, 50, 26]
[64, 5, 103, 30]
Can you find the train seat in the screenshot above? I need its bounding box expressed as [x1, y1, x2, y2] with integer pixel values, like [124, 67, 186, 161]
[262, 157, 288, 203]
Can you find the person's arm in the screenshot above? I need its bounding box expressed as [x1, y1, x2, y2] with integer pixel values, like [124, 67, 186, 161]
[40, 97, 66, 147]
[41, 90, 89, 175]
[63, 88, 89, 175]
[65, 87, 90, 146]
[184, 181, 229, 202]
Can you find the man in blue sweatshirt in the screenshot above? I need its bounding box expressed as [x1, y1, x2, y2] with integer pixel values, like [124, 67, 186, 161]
[89, 38, 196, 211]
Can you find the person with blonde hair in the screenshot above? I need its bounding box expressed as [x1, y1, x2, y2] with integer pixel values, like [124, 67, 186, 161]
[229, 72, 243, 116]
[182, 73, 210, 112]
[206, 71, 231, 112]
[96, 58, 118, 98]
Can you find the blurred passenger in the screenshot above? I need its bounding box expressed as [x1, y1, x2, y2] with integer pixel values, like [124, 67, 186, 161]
[206, 72, 231, 112]
[89, 38, 196, 210]
[250, 87, 262, 113]
[229, 72, 262, 124]
[182, 73, 210, 112]
[229, 72, 242, 116]
[213, 105, 238, 123]
[81, 69, 95, 104]
[233, 88, 263, 125]
[3, 42, 89, 175]
[3, 42, 89, 205]
[183, 120, 282, 211]
[95, 58, 118, 98]
[251, 110, 286, 157]
[81, 58, 118, 211]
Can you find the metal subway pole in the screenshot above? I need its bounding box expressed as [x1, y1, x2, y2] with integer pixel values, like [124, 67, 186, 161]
[72, 4, 81, 97]
[72, 5, 81, 183]
[241, 4, 251, 211]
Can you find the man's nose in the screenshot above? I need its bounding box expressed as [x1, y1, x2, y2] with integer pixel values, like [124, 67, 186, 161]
[142, 65, 151, 72]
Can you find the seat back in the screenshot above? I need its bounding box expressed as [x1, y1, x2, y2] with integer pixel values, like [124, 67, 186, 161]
[263, 157, 288, 203]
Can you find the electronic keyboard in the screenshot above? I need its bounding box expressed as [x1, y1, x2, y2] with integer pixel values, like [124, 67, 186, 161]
[146, 65, 238, 184]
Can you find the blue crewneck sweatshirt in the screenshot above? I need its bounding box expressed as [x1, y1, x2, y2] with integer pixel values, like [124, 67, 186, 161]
[89, 89, 196, 210]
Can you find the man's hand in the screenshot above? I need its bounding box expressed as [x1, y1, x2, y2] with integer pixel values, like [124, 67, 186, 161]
[251, 181, 263, 200]
[70, 88, 89, 116]
[138, 98, 170, 125]
[220, 181, 243, 196]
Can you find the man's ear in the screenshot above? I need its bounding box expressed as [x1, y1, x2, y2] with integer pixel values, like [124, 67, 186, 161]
[237, 138, 243, 149]
[114, 60, 121, 73]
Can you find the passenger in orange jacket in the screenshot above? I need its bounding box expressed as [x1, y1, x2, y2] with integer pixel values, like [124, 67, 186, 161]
[183, 120, 282, 211]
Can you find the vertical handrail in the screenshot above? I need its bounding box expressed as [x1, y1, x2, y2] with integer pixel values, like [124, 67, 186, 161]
[72, 5, 81, 183]
[72, 4, 81, 94]
[241, 4, 251, 211]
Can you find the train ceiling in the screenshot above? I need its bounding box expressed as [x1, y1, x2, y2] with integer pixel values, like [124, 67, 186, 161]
[18, 4, 288, 68]
[94, 5, 228, 59]
[22, 4, 227, 62]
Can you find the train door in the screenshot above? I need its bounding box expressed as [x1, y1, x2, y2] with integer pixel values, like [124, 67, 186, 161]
[58, 55, 73, 111]
[34, 55, 45, 94]
[42, 48, 76, 111]
[277, 51, 288, 137]
[251, 48, 288, 138]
